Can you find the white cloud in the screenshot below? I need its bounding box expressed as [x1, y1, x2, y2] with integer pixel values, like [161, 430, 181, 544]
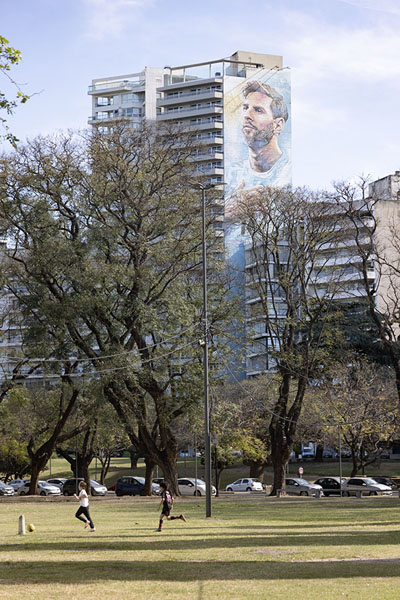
[284, 15, 400, 86]
[336, 0, 400, 15]
[82, 0, 155, 40]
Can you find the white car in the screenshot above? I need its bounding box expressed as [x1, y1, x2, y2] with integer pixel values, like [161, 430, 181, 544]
[8, 479, 26, 491]
[226, 478, 264, 492]
[0, 481, 14, 496]
[18, 480, 62, 496]
[285, 478, 323, 497]
[177, 478, 216, 496]
[46, 478, 67, 490]
[341, 477, 392, 496]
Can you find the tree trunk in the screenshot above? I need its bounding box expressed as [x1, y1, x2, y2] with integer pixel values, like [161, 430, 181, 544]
[128, 447, 141, 469]
[29, 453, 50, 495]
[249, 461, 265, 481]
[315, 444, 323, 462]
[99, 454, 111, 485]
[144, 458, 155, 496]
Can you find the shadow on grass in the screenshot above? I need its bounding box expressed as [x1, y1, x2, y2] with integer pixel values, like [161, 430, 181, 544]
[1, 558, 400, 584]
[2, 527, 400, 553]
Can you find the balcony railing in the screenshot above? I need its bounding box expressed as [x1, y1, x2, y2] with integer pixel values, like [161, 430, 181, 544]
[88, 80, 145, 93]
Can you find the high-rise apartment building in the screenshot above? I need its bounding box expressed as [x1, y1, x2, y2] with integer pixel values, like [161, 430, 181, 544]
[88, 67, 167, 130]
[87, 52, 291, 378]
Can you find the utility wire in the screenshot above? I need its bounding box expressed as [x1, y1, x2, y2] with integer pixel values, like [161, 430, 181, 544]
[3, 323, 200, 364]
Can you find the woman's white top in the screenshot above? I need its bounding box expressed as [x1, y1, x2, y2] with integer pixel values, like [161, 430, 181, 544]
[79, 489, 89, 507]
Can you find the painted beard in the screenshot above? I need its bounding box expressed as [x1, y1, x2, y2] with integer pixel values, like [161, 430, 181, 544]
[242, 121, 275, 150]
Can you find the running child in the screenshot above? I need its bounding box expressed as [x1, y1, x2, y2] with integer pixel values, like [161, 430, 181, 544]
[74, 481, 96, 532]
[156, 481, 186, 532]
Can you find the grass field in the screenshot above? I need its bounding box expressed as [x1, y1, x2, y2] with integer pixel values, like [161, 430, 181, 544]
[1, 494, 400, 599]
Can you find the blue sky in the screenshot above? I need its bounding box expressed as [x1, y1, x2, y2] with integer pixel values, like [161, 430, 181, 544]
[1, 0, 399, 188]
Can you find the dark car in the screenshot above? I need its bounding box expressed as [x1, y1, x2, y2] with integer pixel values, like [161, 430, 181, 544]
[371, 476, 398, 490]
[115, 476, 160, 496]
[62, 478, 108, 496]
[313, 477, 347, 496]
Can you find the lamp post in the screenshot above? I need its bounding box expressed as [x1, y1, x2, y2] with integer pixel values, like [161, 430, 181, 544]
[200, 183, 212, 517]
[190, 180, 223, 517]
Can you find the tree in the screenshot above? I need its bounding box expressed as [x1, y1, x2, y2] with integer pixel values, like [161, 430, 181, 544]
[237, 185, 348, 494]
[0, 36, 29, 145]
[0, 124, 236, 495]
[315, 359, 399, 476]
[0, 381, 84, 494]
[213, 377, 273, 481]
[332, 178, 400, 403]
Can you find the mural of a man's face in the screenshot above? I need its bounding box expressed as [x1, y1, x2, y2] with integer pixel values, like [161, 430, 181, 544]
[241, 91, 277, 148]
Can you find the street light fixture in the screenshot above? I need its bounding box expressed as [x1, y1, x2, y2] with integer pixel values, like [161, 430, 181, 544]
[189, 179, 224, 517]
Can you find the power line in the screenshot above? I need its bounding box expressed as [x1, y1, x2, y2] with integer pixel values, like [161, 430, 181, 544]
[3, 323, 200, 364]
[1, 339, 201, 380]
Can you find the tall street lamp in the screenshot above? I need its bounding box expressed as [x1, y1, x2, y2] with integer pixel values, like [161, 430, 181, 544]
[190, 180, 224, 517]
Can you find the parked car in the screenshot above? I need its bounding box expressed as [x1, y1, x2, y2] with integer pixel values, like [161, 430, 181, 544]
[341, 477, 393, 496]
[62, 478, 108, 496]
[115, 476, 160, 496]
[0, 481, 14, 496]
[285, 478, 323, 497]
[370, 476, 398, 490]
[18, 480, 62, 496]
[46, 478, 67, 490]
[152, 477, 165, 486]
[178, 478, 216, 496]
[313, 477, 348, 496]
[322, 448, 338, 459]
[7, 479, 26, 491]
[225, 478, 264, 492]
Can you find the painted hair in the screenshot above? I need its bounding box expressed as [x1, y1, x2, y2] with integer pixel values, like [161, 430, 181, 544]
[242, 80, 288, 122]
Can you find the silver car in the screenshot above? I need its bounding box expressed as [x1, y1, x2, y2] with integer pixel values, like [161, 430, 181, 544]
[0, 481, 14, 496]
[226, 478, 264, 492]
[285, 477, 323, 497]
[341, 477, 392, 496]
[8, 479, 26, 491]
[178, 478, 216, 496]
[46, 478, 67, 490]
[18, 480, 62, 496]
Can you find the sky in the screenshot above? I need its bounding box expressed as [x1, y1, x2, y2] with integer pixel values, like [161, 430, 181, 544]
[1, 0, 399, 189]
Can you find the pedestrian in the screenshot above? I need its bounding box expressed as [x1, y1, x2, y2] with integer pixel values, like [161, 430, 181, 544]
[74, 481, 96, 532]
[156, 481, 186, 532]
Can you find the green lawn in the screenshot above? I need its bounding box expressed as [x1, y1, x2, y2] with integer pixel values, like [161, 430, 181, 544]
[1, 494, 400, 599]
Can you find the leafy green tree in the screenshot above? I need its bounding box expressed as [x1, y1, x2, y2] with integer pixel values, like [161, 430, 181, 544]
[315, 359, 399, 476]
[0, 438, 29, 479]
[0, 36, 29, 145]
[0, 383, 84, 494]
[0, 124, 236, 495]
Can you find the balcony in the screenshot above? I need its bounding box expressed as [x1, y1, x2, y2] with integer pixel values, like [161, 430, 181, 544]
[157, 89, 223, 107]
[192, 151, 223, 162]
[88, 80, 145, 94]
[196, 135, 223, 145]
[158, 105, 223, 121]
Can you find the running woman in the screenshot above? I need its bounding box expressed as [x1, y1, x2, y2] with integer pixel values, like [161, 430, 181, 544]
[74, 481, 96, 532]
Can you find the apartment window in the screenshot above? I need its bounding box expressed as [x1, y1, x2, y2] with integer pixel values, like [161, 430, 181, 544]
[123, 107, 142, 117]
[121, 92, 142, 103]
[96, 96, 113, 106]
[96, 111, 112, 120]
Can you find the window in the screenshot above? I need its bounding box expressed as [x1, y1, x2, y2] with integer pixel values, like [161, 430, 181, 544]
[96, 96, 113, 106]
[122, 107, 142, 117]
[121, 92, 143, 103]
